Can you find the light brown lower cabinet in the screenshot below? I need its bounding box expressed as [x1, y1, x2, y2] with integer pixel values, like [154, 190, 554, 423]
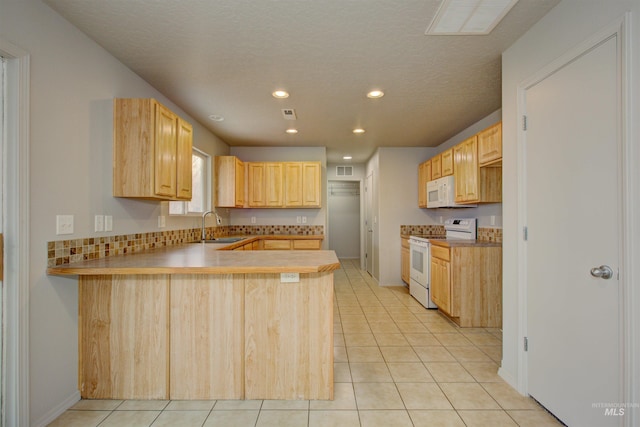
[245, 273, 333, 399]
[261, 239, 322, 250]
[429, 243, 502, 328]
[401, 237, 410, 285]
[79, 272, 334, 400]
[170, 274, 244, 399]
[79, 275, 170, 400]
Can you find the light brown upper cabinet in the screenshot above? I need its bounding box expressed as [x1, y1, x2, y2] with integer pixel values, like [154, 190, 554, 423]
[477, 122, 502, 166]
[284, 163, 303, 207]
[247, 162, 283, 208]
[284, 162, 321, 208]
[453, 122, 502, 204]
[453, 136, 480, 203]
[417, 121, 502, 207]
[113, 98, 192, 200]
[301, 162, 322, 207]
[215, 156, 244, 208]
[441, 148, 454, 176]
[431, 154, 442, 180]
[418, 159, 431, 208]
[224, 160, 321, 209]
[176, 118, 193, 200]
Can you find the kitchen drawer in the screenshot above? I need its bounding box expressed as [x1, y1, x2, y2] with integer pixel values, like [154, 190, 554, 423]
[292, 239, 321, 250]
[262, 239, 292, 250]
[430, 245, 450, 261]
[401, 237, 410, 249]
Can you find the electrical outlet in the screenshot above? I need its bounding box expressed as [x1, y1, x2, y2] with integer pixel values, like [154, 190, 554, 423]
[105, 215, 113, 231]
[56, 215, 74, 235]
[94, 215, 104, 232]
[280, 272, 300, 283]
[490, 215, 496, 226]
[158, 215, 166, 228]
[251, 216, 256, 224]
[302, 216, 307, 224]
[296, 216, 301, 224]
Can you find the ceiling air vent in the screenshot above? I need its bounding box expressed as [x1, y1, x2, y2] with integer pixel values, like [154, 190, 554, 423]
[336, 166, 353, 177]
[281, 109, 297, 120]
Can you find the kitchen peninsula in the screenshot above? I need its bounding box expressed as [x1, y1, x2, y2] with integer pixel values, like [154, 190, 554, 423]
[47, 242, 340, 401]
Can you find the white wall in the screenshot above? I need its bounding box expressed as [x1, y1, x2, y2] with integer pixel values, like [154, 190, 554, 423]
[1, 0, 229, 424]
[501, 0, 640, 412]
[377, 147, 435, 285]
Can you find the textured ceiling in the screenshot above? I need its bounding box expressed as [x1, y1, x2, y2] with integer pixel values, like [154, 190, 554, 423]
[43, 0, 560, 163]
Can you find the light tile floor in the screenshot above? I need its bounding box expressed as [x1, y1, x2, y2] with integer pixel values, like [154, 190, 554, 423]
[49, 259, 564, 427]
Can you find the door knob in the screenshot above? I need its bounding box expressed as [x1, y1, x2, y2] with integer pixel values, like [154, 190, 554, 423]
[590, 265, 613, 280]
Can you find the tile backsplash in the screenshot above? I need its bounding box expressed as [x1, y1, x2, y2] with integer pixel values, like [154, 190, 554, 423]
[400, 225, 446, 237]
[400, 225, 502, 243]
[47, 225, 324, 267]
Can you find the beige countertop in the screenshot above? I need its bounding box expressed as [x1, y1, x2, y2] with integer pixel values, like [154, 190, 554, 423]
[428, 238, 502, 248]
[401, 233, 501, 247]
[47, 237, 339, 276]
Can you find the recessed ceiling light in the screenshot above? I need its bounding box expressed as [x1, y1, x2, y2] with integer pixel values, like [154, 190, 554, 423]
[208, 114, 224, 122]
[343, 156, 353, 160]
[286, 129, 298, 134]
[353, 128, 365, 134]
[367, 90, 384, 99]
[425, 0, 519, 35]
[272, 90, 289, 99]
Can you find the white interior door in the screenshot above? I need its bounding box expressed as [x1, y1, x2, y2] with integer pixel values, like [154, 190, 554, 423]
[524, 35, 621, 426]
[364, 173, 373, 275]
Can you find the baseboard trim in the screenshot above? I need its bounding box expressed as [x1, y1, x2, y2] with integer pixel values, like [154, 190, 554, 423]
[32, 390, 81, 427]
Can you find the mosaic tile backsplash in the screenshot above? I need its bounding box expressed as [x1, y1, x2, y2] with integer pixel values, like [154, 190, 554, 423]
[47, 225, 324, 267]
[400, 225, 446, 237]
[400, 225, 502, 243]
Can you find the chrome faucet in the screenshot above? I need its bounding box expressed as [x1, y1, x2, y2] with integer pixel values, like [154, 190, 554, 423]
[201, 210, 222, 241]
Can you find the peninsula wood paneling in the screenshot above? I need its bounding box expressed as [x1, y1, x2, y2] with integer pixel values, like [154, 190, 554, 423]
[244, 273, 334, 400]
[79, 275, 169, 399]
[170, 274, 244, 399]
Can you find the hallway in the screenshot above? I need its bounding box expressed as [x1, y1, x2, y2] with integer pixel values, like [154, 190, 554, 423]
[49, 259, 561, 427]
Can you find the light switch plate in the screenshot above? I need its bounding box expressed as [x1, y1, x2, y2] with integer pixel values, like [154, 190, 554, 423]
[56, 215, 74, 235]
[94, 215, 104, 232]
[105, 215, 113, 231]
[158, 215, 166, 228]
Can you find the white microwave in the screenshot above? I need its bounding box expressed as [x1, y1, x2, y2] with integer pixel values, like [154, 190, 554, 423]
[426, 175, 476, 208]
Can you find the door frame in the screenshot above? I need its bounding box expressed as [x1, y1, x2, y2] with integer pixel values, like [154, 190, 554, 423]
[0, 38, 30, 427]
[326, 179, 362, 259]
[516, 14, 632, 424]
[364, 172, 374, 275]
